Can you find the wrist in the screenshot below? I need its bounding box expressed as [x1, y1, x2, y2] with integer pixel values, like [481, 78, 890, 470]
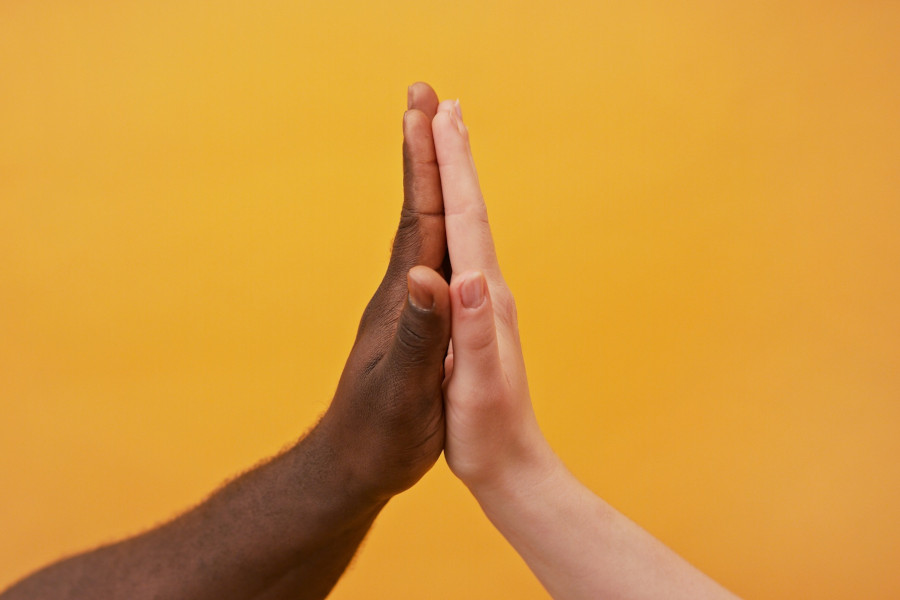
[466, 433, 563, 508]
[287, 418, 391, 523]
[466, 440, 591, 565]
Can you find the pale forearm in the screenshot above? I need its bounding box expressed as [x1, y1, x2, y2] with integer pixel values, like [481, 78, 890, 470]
[432, 96, 739, 600]
[1, 426, 385, 600]
[473, 451, 739, 600]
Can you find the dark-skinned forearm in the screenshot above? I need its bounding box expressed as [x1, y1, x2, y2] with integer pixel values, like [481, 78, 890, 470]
[2, 81, 449, 600]
[0, 423, 386, 600]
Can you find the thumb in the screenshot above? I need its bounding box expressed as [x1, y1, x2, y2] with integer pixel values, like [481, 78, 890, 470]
[446, 271, 503, 393]
[384, 265, 451, 379]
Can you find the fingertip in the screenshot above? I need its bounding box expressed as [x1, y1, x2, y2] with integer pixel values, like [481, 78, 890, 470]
[432, 108, 452, 132]
[432, 111, 456, 155]
[436, 99, 457, 114]
[408, 269, 435, 311]
[407, 82, 439, 118]
[432, 107, 467, 155]
[408, 265, 450, 314]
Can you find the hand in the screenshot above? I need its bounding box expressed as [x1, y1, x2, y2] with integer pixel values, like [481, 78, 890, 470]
[0, 84, 458, 600]
[317, 82, 453, 502]
[432, 100, 556, 493]
[431, 101, 741, 600]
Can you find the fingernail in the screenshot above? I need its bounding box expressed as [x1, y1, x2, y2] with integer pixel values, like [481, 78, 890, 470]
[454, 99, 463, 120]
[460, 272, 486, 309]
[449, 106, 466, 136]
[408, 273, 435, 311]
[407, 85, 413, 110]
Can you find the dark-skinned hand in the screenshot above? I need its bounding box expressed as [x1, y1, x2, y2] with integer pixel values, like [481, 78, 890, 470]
[0, 83, 454, 600]
[316, 82, 453, 502]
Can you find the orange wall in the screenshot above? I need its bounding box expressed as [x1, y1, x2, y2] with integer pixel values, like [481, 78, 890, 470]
[2, 2, 899, 598]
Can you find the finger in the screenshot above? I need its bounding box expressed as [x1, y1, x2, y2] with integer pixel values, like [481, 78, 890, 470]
[446, 270, 503, 394]
[361, 86, 445, 336]
[405, 83, 440, 221]
[402, 108, 443, 228]
[408, 82, 439, 119]
[436, 98, 457, 115]
[389, 96, 445, 275]
[384, 265, 451, 386]
[432, 102, 500, 277]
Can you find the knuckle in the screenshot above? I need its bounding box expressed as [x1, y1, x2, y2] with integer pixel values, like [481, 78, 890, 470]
[393, 313, 435, 364]
[453, 381, 510, 423]
[358, 297, 380, 331]
[388, 213, 423, 270]
[358, 293, 399, 341]
[397, 209, 420, 232]
[464, 323, 496, 355]
[357, 302, 377, 336]
[397, 321, 429, 355]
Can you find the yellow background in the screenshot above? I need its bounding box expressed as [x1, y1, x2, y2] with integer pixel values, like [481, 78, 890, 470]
[2, 1, 899, 598]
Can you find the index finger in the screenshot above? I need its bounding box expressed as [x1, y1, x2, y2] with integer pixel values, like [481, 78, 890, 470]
[432, 101, 500, 277]
[386, 82, 446, 277]
[402, 82, 442, 219]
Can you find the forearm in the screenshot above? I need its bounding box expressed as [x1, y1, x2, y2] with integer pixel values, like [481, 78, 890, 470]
[1, 423, 385, 600]
[471, 446, 739, 600]
[432, 93, 739, 599]
[3, 82, 450, 600]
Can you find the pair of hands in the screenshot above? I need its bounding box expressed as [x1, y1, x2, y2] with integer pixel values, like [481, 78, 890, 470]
[0, 82, 739, 600]
[318, 82, 551, 503]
